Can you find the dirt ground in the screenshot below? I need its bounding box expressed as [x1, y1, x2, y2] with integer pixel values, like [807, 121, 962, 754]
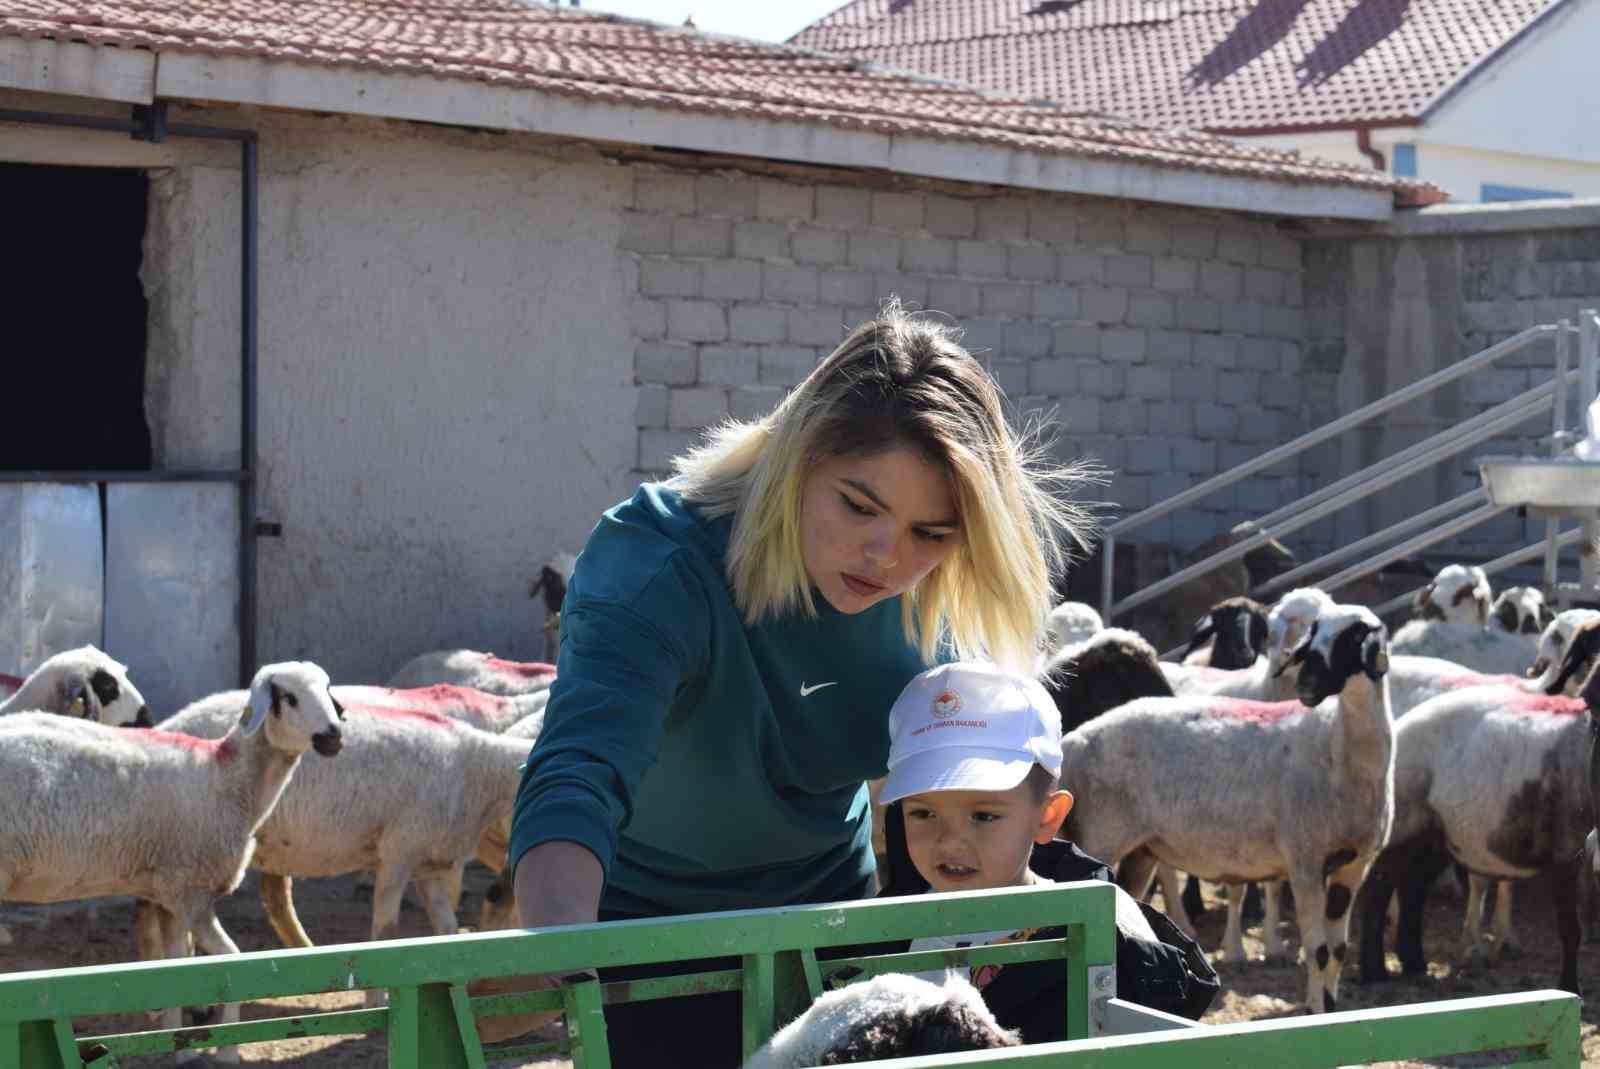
[6, 872, 1600, 1068]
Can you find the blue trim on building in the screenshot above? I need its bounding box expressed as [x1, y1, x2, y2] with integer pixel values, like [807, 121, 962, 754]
[1391, 143, 1417, 178]
[1481, 183, 1573, 202]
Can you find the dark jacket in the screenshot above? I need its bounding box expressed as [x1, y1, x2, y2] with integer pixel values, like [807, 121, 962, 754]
[860, 802, 1218, 1040]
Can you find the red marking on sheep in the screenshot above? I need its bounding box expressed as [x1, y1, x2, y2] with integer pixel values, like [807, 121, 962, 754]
[379, 684, 511, 719]
[1211, 699, 1302, 725]
[1508, 693, 1585, 717]
[346, 702, 459, 730]
[134, 729, 239, 763]
[1438, 672, 1522, 691]
[0, 672, 21, 694]
[481, 655, 557, 680]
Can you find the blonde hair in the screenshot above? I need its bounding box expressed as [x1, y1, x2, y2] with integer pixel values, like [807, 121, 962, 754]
[673, 303, 1097, 672]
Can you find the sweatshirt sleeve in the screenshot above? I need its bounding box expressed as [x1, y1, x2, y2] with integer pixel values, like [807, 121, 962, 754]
[508, 544, 711, 880]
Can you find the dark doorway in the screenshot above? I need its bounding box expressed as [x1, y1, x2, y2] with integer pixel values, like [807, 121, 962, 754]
[2, 164, 152, 471]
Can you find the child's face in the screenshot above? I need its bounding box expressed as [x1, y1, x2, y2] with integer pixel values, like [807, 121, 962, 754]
[901, 780, 1073, 893]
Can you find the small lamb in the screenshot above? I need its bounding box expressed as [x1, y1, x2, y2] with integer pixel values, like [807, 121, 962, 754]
[0, 663, 343, 1062]
[742, 973, 1019, 1068]
[0, 645, 150, 726]
[1390, 565, 1536, 675]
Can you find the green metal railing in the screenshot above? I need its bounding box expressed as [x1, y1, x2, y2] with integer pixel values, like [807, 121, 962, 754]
[0, 881, 1580, 1069]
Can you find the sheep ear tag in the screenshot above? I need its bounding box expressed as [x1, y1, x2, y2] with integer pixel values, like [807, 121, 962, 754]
[245, 679, 274, 736]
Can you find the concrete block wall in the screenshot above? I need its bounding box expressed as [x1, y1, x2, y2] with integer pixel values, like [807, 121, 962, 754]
[620, 163, 1308, 551]
[1303, 212, 1600, 566]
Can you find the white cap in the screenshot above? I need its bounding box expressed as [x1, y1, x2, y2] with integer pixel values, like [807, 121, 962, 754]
[879, 661, 1063, 805]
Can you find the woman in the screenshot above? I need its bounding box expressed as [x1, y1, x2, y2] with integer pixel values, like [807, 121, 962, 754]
[479, 305, 1092, 1065]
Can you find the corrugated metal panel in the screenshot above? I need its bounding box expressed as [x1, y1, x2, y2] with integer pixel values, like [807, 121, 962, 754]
[105, 483, 239, 717]
[0, 483, 104, 674]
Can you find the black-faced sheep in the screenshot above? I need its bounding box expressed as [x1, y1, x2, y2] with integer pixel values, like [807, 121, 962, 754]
[1181, 596, 1268, 670]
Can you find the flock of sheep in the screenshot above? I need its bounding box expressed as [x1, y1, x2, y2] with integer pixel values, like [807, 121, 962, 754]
[1038, 563, 1600, 1018]
[0, 563, 570, 1063]
[4, 555, 1600, 1065]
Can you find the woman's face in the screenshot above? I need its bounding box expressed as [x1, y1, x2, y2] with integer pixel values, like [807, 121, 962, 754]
[799, 445, 960, 614]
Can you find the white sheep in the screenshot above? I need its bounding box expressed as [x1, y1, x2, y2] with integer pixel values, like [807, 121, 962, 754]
[0, 663, 343, 1063]
[1390, 565, 1537, 675]
[1044, 600, 1103, 657]
[144, 691, 534, 997]
[0, 645, 150, 726]
[0, 647, 153, 944]
[1357, 617, 1600, 994]
[384, 651, 556, 697]
[742, 973, 1019, 1069]
[1064, 604, 1394, 1013]
[1491, 585, 1554, 637]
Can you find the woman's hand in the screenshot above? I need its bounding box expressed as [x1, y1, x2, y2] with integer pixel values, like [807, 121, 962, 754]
[470, 841, 605, 1043]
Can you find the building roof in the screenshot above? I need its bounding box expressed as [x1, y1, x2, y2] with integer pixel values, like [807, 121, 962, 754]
[791, 0, 1568, 134]
[0, 0, 1433, 202]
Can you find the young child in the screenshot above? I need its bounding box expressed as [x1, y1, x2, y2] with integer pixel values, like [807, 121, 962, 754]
[864, 660, 1217, 1041]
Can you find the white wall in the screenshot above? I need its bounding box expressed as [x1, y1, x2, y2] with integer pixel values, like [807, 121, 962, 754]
[1426, 0, 1600, 167]
[1247, 129, 1600, 205]
[1246, 1, 1600, 204]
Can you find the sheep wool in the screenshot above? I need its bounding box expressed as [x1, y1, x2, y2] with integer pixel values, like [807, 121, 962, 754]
[743, 973, 1019, 1069]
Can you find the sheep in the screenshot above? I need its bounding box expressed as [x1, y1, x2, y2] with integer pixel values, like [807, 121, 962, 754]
[1180, 596, 1267, 669]
[0, 645, 150, 726]
[742, 973, 1019, 1069]
[1041, 627, 1174, 735]
[1356, 618, 1600, 994]
[164, 681, 545, 736]
[1063, 605, 1393, 1013]
[385, 651, 555, 696]
[1044, 600, 1103, 658]
[1163, 587, 1333, 700]
[142, 692, 535, 995]
[1527, 608, 1600, 682]
[1389, 565, 1537, 675]
[0, 663, 343, 1062]
[1491, 586, 1554, 637]
[1413, 564, 1493, 625]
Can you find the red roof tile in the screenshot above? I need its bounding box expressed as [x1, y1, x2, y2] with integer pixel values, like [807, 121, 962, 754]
[0, 0, 1429, 199]
[792, 0, 1566, 133]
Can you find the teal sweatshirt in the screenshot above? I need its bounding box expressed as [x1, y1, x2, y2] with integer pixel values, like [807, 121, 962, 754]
[508, 483, 930, 918]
